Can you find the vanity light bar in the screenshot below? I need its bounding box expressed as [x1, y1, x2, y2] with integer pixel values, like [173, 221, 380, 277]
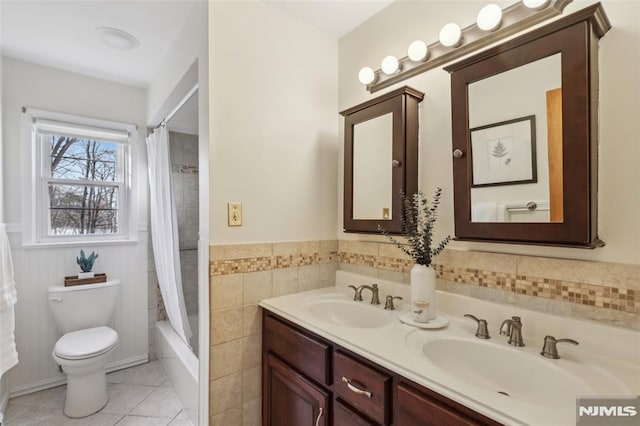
[362, 0, 572, 93]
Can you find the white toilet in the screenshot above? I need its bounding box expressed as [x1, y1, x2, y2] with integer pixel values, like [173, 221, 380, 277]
[48, 279, 120, 418]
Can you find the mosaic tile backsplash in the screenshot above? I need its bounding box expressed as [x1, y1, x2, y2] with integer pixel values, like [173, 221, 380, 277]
[210, 240, 639, 329]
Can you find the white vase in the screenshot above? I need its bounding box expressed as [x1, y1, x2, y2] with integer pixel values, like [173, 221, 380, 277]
[410, 264, 437, 322]
[78, 271, 95, 279]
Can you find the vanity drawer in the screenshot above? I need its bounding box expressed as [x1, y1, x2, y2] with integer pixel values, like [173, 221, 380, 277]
[263, 315, 331, 385]
[333, 350, 391, 425]
[334, 398, 377, 426]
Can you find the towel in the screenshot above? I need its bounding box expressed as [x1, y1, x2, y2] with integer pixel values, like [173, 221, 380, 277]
[0, 307, 18, 376]
[471, 201, 498, 222]
[0, 223, 18, 377]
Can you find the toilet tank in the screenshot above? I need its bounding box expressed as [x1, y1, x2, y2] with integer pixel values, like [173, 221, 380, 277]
[48, 279, 120, 334]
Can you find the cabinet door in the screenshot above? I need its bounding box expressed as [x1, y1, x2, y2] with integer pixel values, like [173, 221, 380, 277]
[264, 353, 329, 426]
[396, 383, 480, 426]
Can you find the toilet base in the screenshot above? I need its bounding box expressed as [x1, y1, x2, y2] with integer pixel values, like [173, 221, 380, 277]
[63, 369, 109, 418]
[53, 344, 116, 419]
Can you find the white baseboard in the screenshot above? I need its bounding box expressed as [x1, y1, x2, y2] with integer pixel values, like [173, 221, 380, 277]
[8, 354, 149, 398]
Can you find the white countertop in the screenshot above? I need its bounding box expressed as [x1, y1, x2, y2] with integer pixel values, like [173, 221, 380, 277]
[259, 271, 640, 426]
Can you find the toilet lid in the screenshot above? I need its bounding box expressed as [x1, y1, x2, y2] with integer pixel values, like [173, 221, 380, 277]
[54, 326, 118, 360]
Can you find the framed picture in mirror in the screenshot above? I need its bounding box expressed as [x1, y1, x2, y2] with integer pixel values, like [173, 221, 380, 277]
[470, 115, 537, 188]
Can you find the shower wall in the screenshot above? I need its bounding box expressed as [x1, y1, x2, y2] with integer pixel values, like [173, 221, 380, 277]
[169, 131, 199, 351]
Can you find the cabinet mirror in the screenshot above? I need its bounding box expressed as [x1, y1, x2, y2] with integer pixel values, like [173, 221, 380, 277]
[445, 4, 610, 247]
[341, 86, 424, 234]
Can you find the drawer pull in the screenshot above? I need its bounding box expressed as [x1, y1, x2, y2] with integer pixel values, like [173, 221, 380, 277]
[341, 376, 372, 398]
[315, 408, 324, 426]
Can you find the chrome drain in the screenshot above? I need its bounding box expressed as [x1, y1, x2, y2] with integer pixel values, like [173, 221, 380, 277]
[497, 391, 510, 396]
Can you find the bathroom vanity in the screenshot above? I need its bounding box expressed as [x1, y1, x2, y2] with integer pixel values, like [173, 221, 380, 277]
[263, 311, 500, 425]
[260, 272, 639, 425]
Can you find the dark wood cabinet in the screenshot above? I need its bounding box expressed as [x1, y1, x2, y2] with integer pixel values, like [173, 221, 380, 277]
[262, 312, 502, 426]
[396, 383, 490, 426]
[263, 353, 329, 426]
[334, 399, 377, 426]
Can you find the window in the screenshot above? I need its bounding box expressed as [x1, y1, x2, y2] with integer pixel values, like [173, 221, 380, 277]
[23, 109, 136, 244]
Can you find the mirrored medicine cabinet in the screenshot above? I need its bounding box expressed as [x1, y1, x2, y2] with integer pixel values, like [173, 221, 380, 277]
[341, 86, 424, 234]
[445, 3, 611, 248]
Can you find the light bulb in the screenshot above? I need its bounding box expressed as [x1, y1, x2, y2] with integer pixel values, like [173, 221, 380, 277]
[407, 40, 429, 62]
[523, 0, 550, 10]
[358, 67, 376, 85]
[381, 55, 400, 75]
[439, 23, 462, 48]
[477, 4, 503, 31]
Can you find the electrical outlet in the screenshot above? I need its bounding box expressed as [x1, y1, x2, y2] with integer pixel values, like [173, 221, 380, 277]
[228, 202, 242, 226]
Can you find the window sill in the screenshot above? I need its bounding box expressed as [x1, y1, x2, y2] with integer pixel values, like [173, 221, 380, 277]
[21, 238, 140, 250]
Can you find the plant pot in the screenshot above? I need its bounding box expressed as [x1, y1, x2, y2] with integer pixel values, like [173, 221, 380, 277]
[410, 264, 437, 322]
[78, 271, 95, 279]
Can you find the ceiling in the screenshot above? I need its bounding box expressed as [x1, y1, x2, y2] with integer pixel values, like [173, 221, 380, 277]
[0, 0, 392, 132]
[0, 0, 198, 88]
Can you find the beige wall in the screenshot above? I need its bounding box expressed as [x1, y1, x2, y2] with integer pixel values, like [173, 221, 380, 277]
[209, 1, 338, 245]
[338, 0, 640, 265]
[208, 241, 336, 425]
[208, 1, 339, 424]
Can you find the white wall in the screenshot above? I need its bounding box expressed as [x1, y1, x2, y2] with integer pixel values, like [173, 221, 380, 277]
[338, 0, 640, 265]
[209, 1, 338, 244]
[147, 1, 206, 127]
[0, 16, 8, 414]
[1, 57, 149, 395]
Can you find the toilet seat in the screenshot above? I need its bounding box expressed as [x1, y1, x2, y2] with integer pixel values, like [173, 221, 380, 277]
[54, 326, 118, 360]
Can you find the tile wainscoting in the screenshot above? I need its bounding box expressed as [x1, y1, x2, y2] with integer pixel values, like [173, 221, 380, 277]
[338, 241, 639, 330]
[208, 239, 639, 424]
[207, 241, 337, 425]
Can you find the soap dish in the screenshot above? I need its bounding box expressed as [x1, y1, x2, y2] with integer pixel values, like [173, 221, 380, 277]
[399, 311, 449, 329]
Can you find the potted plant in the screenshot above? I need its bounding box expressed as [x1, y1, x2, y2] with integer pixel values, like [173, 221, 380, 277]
[380, 188, 451, 322]
[76, 250, 99, 279]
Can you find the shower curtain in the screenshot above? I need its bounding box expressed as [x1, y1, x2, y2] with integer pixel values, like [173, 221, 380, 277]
[146, 126, 192, 345]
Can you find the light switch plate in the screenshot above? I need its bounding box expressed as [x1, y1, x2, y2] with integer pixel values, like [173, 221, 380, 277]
[228, 202, 242, 226]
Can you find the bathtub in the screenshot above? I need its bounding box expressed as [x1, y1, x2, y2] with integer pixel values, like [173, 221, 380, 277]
[156, 320, 198, 424]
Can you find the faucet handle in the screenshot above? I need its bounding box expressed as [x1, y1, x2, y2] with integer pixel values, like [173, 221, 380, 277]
[464, 314, 490, 339]
[499, 319, 512, 336]
[384, 295, 403, 310]
[540, 335, 579, 359]
[348, 285, 363, 301]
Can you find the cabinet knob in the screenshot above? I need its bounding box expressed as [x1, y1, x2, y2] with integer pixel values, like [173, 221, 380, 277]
[453, 149, 464, 159]
[391, 159, 401, 167]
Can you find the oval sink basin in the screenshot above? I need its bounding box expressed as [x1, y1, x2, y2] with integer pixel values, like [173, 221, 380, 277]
[423, 338, 593, 407]
[306, 300, 392, 328]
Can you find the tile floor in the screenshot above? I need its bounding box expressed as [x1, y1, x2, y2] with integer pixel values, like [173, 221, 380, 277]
[3, 361, 192, 426]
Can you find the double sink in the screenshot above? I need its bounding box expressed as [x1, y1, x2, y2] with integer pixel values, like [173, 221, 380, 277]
[301, 291, 634, 413]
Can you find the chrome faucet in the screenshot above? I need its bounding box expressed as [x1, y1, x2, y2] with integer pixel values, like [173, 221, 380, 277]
[360, 284, 380, 305]
[384, 295, 403, 310]
[500, 316, 525, 347]
[347, 284, 380, 304]
[348, 285, 364, 301]
[464, 314, 490, 339]
[540, 335, 579, 359]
